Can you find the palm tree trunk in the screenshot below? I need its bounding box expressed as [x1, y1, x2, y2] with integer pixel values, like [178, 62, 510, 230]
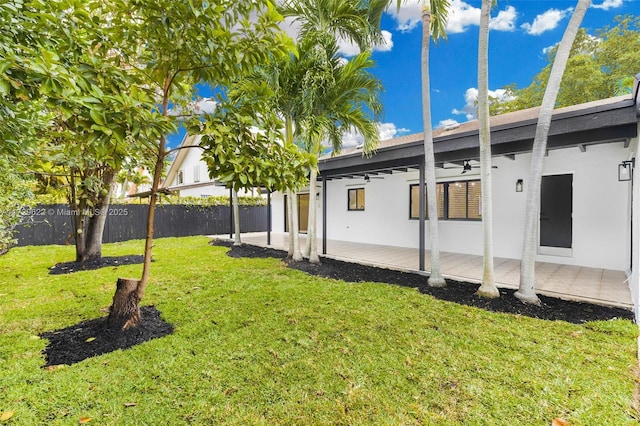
[287, 188, 295, 257]
[516, 0, 591, 304]
[476, 0, 499, 298]
[283, 115, 302, 261]
[306, 167, 320, 263]
[290, 192, 303, 261]
[421, 2, 445, 287]
[303, 173, 312, 258]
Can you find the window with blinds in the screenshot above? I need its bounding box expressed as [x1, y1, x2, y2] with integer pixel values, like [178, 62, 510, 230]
[410, 180, 481, 220]
[348, 188, 365, 211]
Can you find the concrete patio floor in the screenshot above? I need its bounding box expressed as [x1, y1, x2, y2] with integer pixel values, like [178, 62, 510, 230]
[215, 232, 633, 310]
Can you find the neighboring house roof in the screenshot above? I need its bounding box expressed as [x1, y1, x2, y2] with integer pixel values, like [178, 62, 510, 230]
[164, 134, 203, 189]
[319, 92, 640, 179]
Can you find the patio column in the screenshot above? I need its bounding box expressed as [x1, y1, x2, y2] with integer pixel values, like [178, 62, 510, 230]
[322, 176, 327, 255]
[419, 159, 426, 271]
[229, 187, 233, 239]
[267, 189, 271, 246]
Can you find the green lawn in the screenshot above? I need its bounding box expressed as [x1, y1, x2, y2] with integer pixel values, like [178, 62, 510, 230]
[1, 236, 638, 425]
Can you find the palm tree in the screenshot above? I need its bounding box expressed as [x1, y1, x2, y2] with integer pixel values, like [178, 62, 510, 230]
[516, 0, 591, 304]
[475, 0, 500, 298]
[296, 35, 382, 263]
[279, 0, 388, 51]
[396, 0, 450, 287]
[277, 0, 387, 262]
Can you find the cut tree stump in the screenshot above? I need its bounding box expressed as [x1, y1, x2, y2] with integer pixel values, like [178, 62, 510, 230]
[108, 278, 142, 330]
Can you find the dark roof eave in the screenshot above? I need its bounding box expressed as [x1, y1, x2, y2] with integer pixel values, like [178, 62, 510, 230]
[319, 96, 638, 176]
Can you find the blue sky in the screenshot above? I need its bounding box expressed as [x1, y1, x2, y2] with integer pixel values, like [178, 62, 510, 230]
[368, 0, 637, 145]
[168, 0, 637, 149]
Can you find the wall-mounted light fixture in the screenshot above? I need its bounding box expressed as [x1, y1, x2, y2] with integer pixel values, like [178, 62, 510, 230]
[516, 179, 523, 192]
[618, 159, 634, 182]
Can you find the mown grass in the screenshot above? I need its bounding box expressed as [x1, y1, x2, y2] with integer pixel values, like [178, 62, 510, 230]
[0, 236, 638, 425]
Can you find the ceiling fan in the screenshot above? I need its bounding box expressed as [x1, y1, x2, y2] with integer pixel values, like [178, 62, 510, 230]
[363, 173, 385, 182]
[442, 160, 497, 174]
[345, 174, 384, 186]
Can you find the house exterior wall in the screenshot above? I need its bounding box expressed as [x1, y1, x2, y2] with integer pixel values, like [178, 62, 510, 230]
[271, 188, 324, 235]
[168, 147, 254, 198]
[627, 129, 639, 319]
[272, 141, 631, 271]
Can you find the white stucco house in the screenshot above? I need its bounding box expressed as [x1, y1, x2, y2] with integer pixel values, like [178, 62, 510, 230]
[270, 77, 640, 316]
[164, 134, 256, 198]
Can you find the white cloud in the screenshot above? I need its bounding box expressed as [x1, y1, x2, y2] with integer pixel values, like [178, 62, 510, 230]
[446, 0, 480, 34]
[339, 122, 410, 148]
[437, 118, 461, 129]
[337, 30, 394, 57]
[386, 0, 422, 32]
[376, 30, 394, 52]
[521, 8, 573, 36]
[387, 0, 517, 34]
[591, 0, 624, 10]
[336, 37, 361, 57]
[168, 98, 218, 119]
[378, 122, 410, 140]
[542, 42, 559, 55]
[193, 98, 218, 114]
[451, 87, 515, 121]
[489, 6, 517, 32]
[452, 88, 479, 121]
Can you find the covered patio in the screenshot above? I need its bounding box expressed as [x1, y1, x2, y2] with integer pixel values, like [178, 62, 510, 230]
[221, 232, 633, 310]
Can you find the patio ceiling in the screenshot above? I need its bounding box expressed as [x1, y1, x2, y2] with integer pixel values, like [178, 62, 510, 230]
[318, 95, 639, 180]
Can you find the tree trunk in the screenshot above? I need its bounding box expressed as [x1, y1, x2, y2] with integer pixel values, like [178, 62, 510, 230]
[232, 186, 241, 246]
[516, 0, 591, 304]
[476, 0, 499, 298]
[110, 76, 172, 330]
[108, 278, 141, 331]
[306, 167, 320, 264]
[83, 169, 116, 261]
[421, 4, 445, 287]
[69, 170, 87, 262]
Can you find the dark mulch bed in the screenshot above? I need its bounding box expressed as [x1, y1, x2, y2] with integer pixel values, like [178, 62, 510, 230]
[41, 306, 173, 367]
[213, 239, 634, 324]
[49, 255, 144, 275]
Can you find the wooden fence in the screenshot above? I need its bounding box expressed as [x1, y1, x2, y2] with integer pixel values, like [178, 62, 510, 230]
[15, 204, 268, 246]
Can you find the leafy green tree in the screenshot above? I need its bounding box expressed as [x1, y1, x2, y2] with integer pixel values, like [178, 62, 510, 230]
[396, 0, 450, 287]
[192, 90, 312, 198]
[189, 78, 313, 247]
[0, 155, 33, 254]
[1, 0, 167, 262]
[106, 0, 296, 330]
[115, 161, 151, 199]
[493, 15, 640, 114]
[516, 0, 591, 305]
[475, 0, 500, 298]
